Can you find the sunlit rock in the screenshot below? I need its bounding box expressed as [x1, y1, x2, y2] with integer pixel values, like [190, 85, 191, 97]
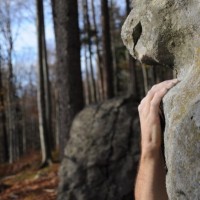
[122, 0, 200, 199]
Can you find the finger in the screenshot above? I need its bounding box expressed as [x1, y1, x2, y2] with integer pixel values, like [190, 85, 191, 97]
[142, 79, 178, 113]
[150, 83, 175, 113]
[139, 79, 179, 114]
[138, 99, 148, 116]
[147, 79, 178, 100]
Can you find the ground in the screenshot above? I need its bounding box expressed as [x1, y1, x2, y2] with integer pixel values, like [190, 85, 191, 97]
[0, 152, 59, 200]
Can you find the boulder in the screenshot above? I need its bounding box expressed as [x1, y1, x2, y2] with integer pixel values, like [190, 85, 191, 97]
[57, 96, 140, 200]
[122, 0, 200, 199]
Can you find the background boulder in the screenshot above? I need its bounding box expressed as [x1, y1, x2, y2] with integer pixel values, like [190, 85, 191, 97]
[58, 96, 140, 200]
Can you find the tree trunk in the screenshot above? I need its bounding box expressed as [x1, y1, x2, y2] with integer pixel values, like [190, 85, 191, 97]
[0, 45, 9, 163]
[6, 13, 15, 164]
[36, 0, 52, 167]
[101, 0, 114, 99]
[52, 0, 84, 158]
[84, 46, 92, 104]
[126, 0, 131, 13]
[0, 0, 21, 163]
[110, 0, 118, 96]
[91, 0, 104, 100]
[125, 0, 138, 99]
[54, 88, 60, 149]
[41, 4, 54, 151]
[22, 93, 27, 155]
[51, 0, 57, 41]
[141, 64, 148, 94]
[83, 0, 97, 103]
[128, 56, 138, 97]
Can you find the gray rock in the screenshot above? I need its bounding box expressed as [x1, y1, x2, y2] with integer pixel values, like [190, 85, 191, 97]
[57, 96, 140, 200]
[122, 0, 200, 199]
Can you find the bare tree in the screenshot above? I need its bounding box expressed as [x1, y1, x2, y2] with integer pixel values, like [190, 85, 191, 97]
[41, 2, 54, 151]
[125, 0, 138, 99]
[84, 46, 92, 104]
[101, 0, 114, 99]
[51, 0, 84, 157]
[0, 0, 42, 162]
[0, 0, 17, 163]
[36, 0, 52, 166]
[0, 45, 9, 162]
[83, 0, 97, 103]
[91, 0, 104, 100]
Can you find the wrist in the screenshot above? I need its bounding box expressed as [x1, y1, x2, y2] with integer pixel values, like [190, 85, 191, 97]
[141, 145, 162, 161]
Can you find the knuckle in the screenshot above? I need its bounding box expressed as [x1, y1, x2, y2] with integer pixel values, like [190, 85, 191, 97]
[147, 89, 153, 96]
[151, 85, 157, 90]
[138, 104, 142, 112]
[140, 98, 146, 105]
[154, 91, 159, 97]
[164, 87, 168, 91]
[161, 88, 168, 93]
[150, 101, 156, 107]
[150, 83, 160, 92]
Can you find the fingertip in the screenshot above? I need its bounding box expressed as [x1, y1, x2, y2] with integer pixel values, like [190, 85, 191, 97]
[172, 78, 180, 84]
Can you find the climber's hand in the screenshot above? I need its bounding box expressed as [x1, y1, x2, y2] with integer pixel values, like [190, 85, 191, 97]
[138, 79, 178, 157]
[135, 79, 179, 200]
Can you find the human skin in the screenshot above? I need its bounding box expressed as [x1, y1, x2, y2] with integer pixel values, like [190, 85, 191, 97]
[135, 79, 179, 200]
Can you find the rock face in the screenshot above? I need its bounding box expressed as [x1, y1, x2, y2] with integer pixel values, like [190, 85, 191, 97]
[122, 0, 200, 199]
[57, 97, 140, 200]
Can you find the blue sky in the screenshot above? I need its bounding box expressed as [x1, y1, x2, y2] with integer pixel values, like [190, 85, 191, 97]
[6, 0, 127, 86]
[13, 0, 126, 60]
[13, 0, 55, 65]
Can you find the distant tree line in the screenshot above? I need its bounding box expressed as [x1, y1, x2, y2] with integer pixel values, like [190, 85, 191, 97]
[0, 0, 173, 166]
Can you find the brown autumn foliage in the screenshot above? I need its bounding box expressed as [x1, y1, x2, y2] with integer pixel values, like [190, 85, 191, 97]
[0, 151, 59, 200]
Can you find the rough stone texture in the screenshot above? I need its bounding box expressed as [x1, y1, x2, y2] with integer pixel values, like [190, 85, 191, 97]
[122, 0, 200, 199]
[57, 97, 140, 200]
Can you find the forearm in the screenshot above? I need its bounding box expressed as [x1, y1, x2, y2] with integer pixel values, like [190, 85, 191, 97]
[135, 150, 168, 200]
[135, 79, 178, 200]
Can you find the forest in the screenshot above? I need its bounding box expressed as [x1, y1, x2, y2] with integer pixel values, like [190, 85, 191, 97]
[0, 0, 174, 199]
